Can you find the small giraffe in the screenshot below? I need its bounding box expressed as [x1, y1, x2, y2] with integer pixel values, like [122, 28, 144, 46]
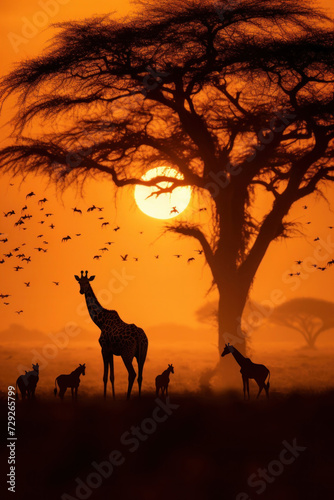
[155, 364, 174, 396]
[221, 343, 270, 399]
[74, 271, 148, 399]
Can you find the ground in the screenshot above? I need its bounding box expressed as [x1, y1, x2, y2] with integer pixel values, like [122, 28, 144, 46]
[1, 390, 333, 500]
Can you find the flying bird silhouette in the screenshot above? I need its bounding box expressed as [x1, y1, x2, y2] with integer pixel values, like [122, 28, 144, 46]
[101, 222, 110, 228]
[24, 282, 30, 287]
[87, 205, 97, 212]
[187, 257, 195, 263]
[174, 254, 182, 258]
[72, 207, 82, 214]
[0, 294, 10, 299]
[133, 257, 139, 261]
[4, 210, 15, 217]
[61, 236, 71, 242]
[105, 241, 114, 245]
[26, 192, 35, 199]
[0, 259, 5, 264]
[314, 237, 320, 241]
[45, 213, 53, 217]
[120, 254, 128, 261]
[170, 206, 179, 215]
[15, 310, 23, 315]
[21, 205, 27, 211]
[38, 198, 48, 204]
[4, 252, 13, 258]
[99, 248, 109, 252]
[0, 238, 8, 243]
[14, 266, 23, 271]
[49, 224, 55, 229]
[113, 226, 120, 232]
[295, 260, 303, 265]
[196, 250, 204, 255]
[53, 281, 60, 286]
[93, 255, 102, 260]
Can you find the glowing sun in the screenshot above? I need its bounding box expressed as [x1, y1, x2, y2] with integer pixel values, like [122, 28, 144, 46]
[134, 167, 191, 219]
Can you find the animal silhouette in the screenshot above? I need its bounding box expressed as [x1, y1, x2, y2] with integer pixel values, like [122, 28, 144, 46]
[155, 364, 174, 396]
[54, 363, 86, 400]
[16, 363, 39, 399]
[221, 343, 270, 399]
[75, 271, 148, 399]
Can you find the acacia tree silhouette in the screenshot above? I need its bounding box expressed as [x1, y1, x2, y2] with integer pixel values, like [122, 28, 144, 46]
[0, 0, 334, 369]
[269, 298, 334, 349]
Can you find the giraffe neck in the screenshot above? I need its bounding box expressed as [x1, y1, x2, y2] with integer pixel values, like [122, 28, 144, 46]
[230, 347, 247, 368]
[84, 284, 104, 325]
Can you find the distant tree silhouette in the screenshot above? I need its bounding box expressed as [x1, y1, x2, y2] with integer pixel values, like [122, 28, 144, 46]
[268, 298, 334, 349]
[0, 0, 334, 363]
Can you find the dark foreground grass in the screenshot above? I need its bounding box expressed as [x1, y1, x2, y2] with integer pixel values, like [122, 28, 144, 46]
[1, 390, 334, 500]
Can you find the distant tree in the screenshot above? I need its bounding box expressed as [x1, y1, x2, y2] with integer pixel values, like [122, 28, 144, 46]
[0, 0, 334, 360]
[268, 298, 334, 348]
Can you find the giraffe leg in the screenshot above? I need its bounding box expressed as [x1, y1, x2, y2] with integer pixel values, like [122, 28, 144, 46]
[109, 355, 115, 400]
[122, 355, 136, 400]
[137, 342, 147, 398]
[71, 387, 74, 399]
[256, 384, 264, 398]
[242, 375, 247, 400]
[247, 379, 250, 399]
[102, 351, 109, 399]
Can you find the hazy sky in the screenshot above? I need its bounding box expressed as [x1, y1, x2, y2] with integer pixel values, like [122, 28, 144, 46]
[1, 0, 334, 339]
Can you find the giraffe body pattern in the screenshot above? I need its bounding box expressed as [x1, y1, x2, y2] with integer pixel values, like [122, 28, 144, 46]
[75, 271, 148, 399]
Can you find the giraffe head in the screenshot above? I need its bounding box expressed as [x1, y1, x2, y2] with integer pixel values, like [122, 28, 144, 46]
[168, 364, 174, 374]
[74, 270, 95, 294]
[221, 343, 234, 357]
[32, 363, 39, 373]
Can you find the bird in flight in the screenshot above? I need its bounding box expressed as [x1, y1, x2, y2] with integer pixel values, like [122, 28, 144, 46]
[99, 248, 109, 252]
[327, 259, 334, 266]
[24, 282, 30, 287]
[120, 254, 128, 261]
[26, 192, 35, 199]
[196, 250, 204, 255]
[53, 281, 60, 286]
[61, 236, 71, 242]
[4, 210, 15, 217]
[199, 207, 207, 212]
[38, 220, 45, 225]
[38, 198, 48, 204]
[97, 207, 104, 212]
[75, 234, 81, 237]
[21, 205, 28, 211]
[0, 238, 8, 243]
[14, 266, 23, 271]
[15, 219, 24, 226]
[295, 260, 303, 265]
[15, 310, 23, 315]
[133, 257, 139, 261]
[87, 205, 97, 212]
[49, 224, 55, 229]
[72, 207, 82, 214]
[318, 267, 327, 271]
[37, 234, 43, 238]
[4, 252, 13, 258]
[314, 237, 320, 241]
[45, 213, 53, 217]
[105, 241, 114, 245]
[101, 222, 110, 228]
[113, 226, 120, 232]
[155, 255, 159, 259]
[0, 259, 5, 264]
[170, 206, 179, 215]
[16, 254, 25, 259]
[303, 205, 308, 209]
[0, 294, 10, 299]
[187, 257, 195, 263]
[22, 256, 31, 263]
[174, 254, 182, 258]
[93, 255, 102, 260]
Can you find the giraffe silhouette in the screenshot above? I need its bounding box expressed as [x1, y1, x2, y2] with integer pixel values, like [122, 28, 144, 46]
[74, 270, 148, 399]
[221, 343, 270, 399]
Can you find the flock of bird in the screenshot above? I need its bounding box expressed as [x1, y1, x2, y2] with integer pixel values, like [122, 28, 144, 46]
[0, 189, 206, 315]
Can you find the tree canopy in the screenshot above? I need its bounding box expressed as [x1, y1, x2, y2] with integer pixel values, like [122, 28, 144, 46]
[269, 297, 334, 348]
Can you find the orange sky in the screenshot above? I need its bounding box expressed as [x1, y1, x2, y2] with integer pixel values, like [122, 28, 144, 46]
[1, 0, 334, 342]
